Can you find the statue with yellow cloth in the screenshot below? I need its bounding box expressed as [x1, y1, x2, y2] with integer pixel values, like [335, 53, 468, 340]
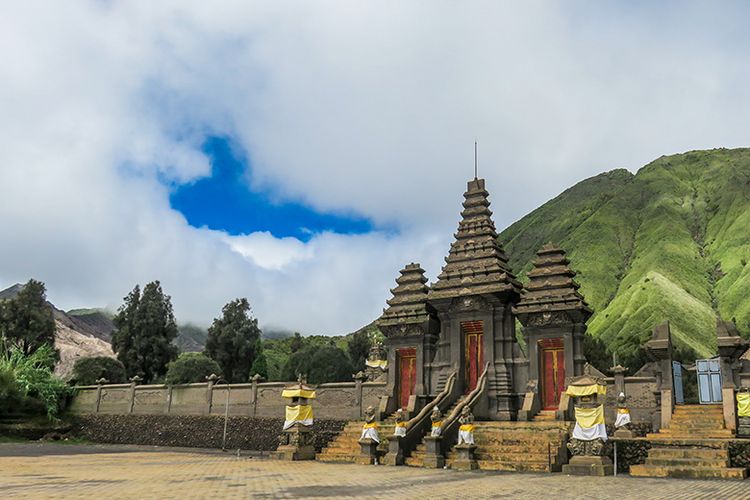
[614, 392, 633, 438]
[430, 407, 443, 437]
[393, 408, 407, 437]
[457, 406, 475, 445]
[361, 405, 380, 443]
[737, 387, 750, 437]
[359, 405, 381, 465]
[561, 375, 613, 476]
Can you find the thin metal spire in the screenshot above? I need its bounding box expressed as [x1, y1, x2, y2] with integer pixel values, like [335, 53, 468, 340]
[474, 140, 478, 179]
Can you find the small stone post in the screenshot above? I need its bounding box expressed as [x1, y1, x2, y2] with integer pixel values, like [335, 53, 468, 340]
[94, 378, 108, 413]
[128, 375, 141, 414]
[250, 374, 263, 417]
[206, 373, 218, 415]
[353, 371, 367, 419]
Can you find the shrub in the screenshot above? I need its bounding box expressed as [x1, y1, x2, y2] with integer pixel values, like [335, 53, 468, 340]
[281, 345, 354, 384]
[0, 344, 71, 420]
[165, 353, 221, 385]
[71, 356, 127, 385]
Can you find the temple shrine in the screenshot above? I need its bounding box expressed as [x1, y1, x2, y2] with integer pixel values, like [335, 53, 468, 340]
[317, 175, 750, 479]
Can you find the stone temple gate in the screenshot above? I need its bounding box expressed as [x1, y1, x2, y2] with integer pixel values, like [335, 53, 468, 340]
[376, 177, 590, 422]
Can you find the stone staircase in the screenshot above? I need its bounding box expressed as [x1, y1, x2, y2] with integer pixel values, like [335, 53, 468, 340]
[404, 397, 466, 467]
[316, 417, 397, 464]
[630, 405, 746, 480]
[532, 410, 557, 422]
[406, 420, 571, 472]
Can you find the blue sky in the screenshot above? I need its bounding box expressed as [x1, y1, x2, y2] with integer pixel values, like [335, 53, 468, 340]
[169, 137, 374, 241]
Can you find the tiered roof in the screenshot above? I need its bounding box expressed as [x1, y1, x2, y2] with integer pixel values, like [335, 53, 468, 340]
[377, 263, 435, 329]
[429, 178, 522, 301]
[514, 244, 592, 320]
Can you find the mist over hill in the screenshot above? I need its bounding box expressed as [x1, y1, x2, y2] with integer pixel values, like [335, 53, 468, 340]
[500, 147, 750, 360]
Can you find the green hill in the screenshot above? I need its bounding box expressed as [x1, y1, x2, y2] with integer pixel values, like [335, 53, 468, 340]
[500, 148, 750, 362]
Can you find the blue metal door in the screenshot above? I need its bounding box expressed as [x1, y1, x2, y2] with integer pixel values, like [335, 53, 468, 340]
[696, 358, 723, 404]
[672, 361, 684, 404]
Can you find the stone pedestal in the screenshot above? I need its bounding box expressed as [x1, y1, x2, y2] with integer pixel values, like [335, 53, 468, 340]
[613, 428, 633, 439]
[358, 438, 380, 465]
[451, 444, 477, 471]
[382, 437, 404, 466]
[562, 455, 614, 476]
[423, 436, 445, 468]
[273, 424, 315, 461]
[738, 417, 750, 438]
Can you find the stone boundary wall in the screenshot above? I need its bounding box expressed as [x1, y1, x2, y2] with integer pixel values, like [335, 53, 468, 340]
[69, 414, 346, 452]
[602, 376, 658, 426]
[68, 379, 388, 421]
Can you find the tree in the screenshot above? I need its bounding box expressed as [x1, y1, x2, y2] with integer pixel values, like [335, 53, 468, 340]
[205, 298, 262, 383]
[347, 329, 371, 373]
[111, 281, 179, 383]
[281, 345, 353, 384]
[165, 353, 221, 385]
[582, 334, 612, 374]
[71, 356, 126, 385]
[289, 332, 303, 353]
[249, 339, 268, 379]
[1, 279, 56, 358]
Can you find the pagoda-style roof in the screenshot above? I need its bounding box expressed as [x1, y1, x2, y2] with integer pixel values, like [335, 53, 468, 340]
[377, 263, 436, 333]
[429, 178, 522, 302]
[514, 243, 592, 321]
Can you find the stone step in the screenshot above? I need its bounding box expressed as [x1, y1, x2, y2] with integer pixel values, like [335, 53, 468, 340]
[465, 451, 562, 462]
[472, 460, 552, 472]
[645, 438, 730, 448]
[630, 464, 747, 480]
[645, 457, 729, 468]
[404, 457, 424, 467]
[648, 447, 729, 460]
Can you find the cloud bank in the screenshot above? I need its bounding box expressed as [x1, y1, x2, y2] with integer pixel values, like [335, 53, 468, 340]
[1, 1, 749, 334]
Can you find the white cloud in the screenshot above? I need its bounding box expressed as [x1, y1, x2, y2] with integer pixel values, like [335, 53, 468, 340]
[1, 1, 749, 334]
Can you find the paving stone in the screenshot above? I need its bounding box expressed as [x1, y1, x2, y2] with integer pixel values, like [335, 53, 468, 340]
[1, 443, 750, 499]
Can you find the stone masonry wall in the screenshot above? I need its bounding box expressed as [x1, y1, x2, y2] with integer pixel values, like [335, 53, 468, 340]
[69, 414, 346, 452]
[68, 379, 388, 422]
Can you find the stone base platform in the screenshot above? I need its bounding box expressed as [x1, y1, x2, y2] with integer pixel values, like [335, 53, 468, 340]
[562, 456, 613, 476]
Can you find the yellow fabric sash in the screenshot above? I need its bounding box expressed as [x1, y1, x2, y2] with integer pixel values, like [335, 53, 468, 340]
[565, 384, 607, 397]
[574, 405, 605, 428]
[431, 421, 443, 428]
[362, 422, 379, 429]
[617, 408, 630, 415]
[365, 359, 388, 369]
[395, 422, 407, 428]
[285, 404, 313, 422]
[737, 392, 750, 418]
[282, 388, 316, 399]
[459, 424, 475, 432]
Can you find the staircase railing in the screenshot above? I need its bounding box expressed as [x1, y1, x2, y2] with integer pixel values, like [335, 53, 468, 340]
[384, 369, 458, 464]
[437, 362, 490, 456]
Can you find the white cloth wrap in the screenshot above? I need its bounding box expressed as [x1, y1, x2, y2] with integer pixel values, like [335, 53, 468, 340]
[360, 427, 380, 443]
[614, 412, 631, 429]
[393, 426, 406, 437]
[283, 418, 313, 430]
[430, 426, 442, 437]
[572, 422, 608, 442]
[458, 430, 475, 445]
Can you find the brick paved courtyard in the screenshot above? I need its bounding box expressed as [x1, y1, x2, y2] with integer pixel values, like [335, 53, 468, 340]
[2, 443, 750, 499]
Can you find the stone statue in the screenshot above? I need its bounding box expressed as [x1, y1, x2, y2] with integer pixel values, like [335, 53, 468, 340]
[614, 392, 633, 438]
[430, 407, 443, 437]
[361, 405, 380, 443]
[457, 406, 475, 445]
[393, 408, 407, 437]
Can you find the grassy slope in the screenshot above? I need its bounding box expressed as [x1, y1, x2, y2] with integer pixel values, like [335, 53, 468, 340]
[500, 148, 750, 360]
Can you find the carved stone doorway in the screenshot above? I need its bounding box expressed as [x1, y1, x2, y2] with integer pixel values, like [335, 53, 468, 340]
[539, 338, 565, 410]
[397, 348, 417, 409]
[462, 321, 484, 393]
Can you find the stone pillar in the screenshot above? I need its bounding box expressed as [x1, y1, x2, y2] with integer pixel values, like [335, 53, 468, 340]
[452, 444, 478, 471]
[250, 374, 263, 417]
[128, 375, 141, 414]
[166, 384, 173, 414]
[611, 365, 628, 395]
[644, 322, 673, 431]
[716, 319, 749, 433]
[423, 436, 445, 468]
[353, 371, 367, 419]
[206, 373, 218, 415]
[382, 436, 404, 466]
[94, 378, 107, 413]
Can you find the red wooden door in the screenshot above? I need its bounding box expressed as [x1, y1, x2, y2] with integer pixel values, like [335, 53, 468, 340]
[462, 321, 484, 393]
[540, 338, 565, 410]
[398, 348, 416, 409]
